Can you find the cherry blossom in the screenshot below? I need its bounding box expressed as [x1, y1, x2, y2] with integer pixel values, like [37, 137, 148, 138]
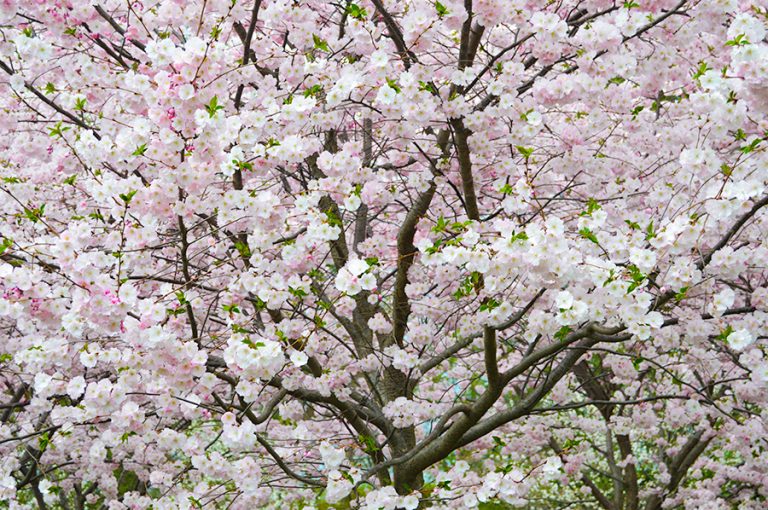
[1, 1, 768, 509]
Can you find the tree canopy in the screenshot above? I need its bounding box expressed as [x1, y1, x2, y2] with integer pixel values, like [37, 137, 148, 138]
[1, 1, 768, 509]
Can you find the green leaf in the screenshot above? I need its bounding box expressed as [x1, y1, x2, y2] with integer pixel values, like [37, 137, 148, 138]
[579, 198, 601, 217]
[175, 291, 189, 306]
[626, 264, 647, 294]
[119, 190, 137, 205]
[115, 468, 141, 498]
[602, 268, 616, 287]
[554, 326, 572, 341]
[324, 207, 342, 228]
[453, 272, 481, 300]
[425, 239, 443, 255]
[89, 211, 105, 222]
[515, 145, 533, 160]
[303, 84, 323, 97]
[691, 61, 710, 81]
[645, 220, 656, 240]
[579, 227, 599, 244]
[0, 238, 12, 256]
[234, 241, 251, 258]
[132, 144, 147, 156]
[479, 298, 500, 312]
[74, 97, 87, 111]
[289, 286, 308, 298]
[432, 215, 449, 233]
[385, 77, 401, 93]
[44, 82, 56, 94]
[312, 34, 329, 52]
[509, 231, 528, 244]
[740, 138, 762, 154]
[435, 1, 449, 17]
[62, 175, 77, 185]
[716, 325, 734, 342]
[233, 159, 254, 171]
[418, 81, 438, 94]
[725, 33, 749, 46]
[359, 434, 380, 453]
[38, 432, 51, 451]
[607, 76, 626, 86]
[48, 121, 71, 138]
[23, 204, 45, 223]
[205, 95, 224, 118]
[222, 304, 241, 314]
[346, 3, 368, 19]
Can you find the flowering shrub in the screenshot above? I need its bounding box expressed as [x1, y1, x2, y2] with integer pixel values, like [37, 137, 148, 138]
[1, 1, 768, 509]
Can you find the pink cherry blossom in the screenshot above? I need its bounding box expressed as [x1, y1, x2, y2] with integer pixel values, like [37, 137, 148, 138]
[1, 1, 768, 509]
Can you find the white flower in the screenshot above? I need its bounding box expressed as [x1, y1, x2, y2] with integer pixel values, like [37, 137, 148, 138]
[630, 248, 657, 273]
[526, 110, 542, 126]
[347, 258, 369, 276]
[194, 109, 211, 127]
[753, 361, 768, 382]
[178, 84, 195, 100]
[390, 348, 417, 373]
[67, 376, 86, 399]
[0, 0, 17, 24]
[711, 288, 735, 317]
[344, 193, 362, 211]
[222, 336, 285, 380]
[335, 257, 375, 295]
[370, 50, 389, 68]
[727, 328, 753, 351]
[286, 94, 316, 112]
[555, 290, 574, 310]
[289, 349, 308, 367]
[541, 456, 562, 478]
[325, 470, 352, 504]
[558, 299, 589, 326]
[9, 73, 25, 91]
[399, 494, 419, 510]
[364, 486, 399, 510]
[376, 84, 397, 104]
[530, 11, 567, 37]
[185, 37, 207, 57]
[79, 350, 97, 368]
[319, 442, 345, 470]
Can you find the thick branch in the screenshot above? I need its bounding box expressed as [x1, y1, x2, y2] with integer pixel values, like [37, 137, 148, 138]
[450, 118, 480, 221]
[369, 0, 416, 69]
[390, 182, 436, 348]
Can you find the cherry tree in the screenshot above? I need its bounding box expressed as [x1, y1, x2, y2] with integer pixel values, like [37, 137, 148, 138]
[1, 0, 768, 509]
